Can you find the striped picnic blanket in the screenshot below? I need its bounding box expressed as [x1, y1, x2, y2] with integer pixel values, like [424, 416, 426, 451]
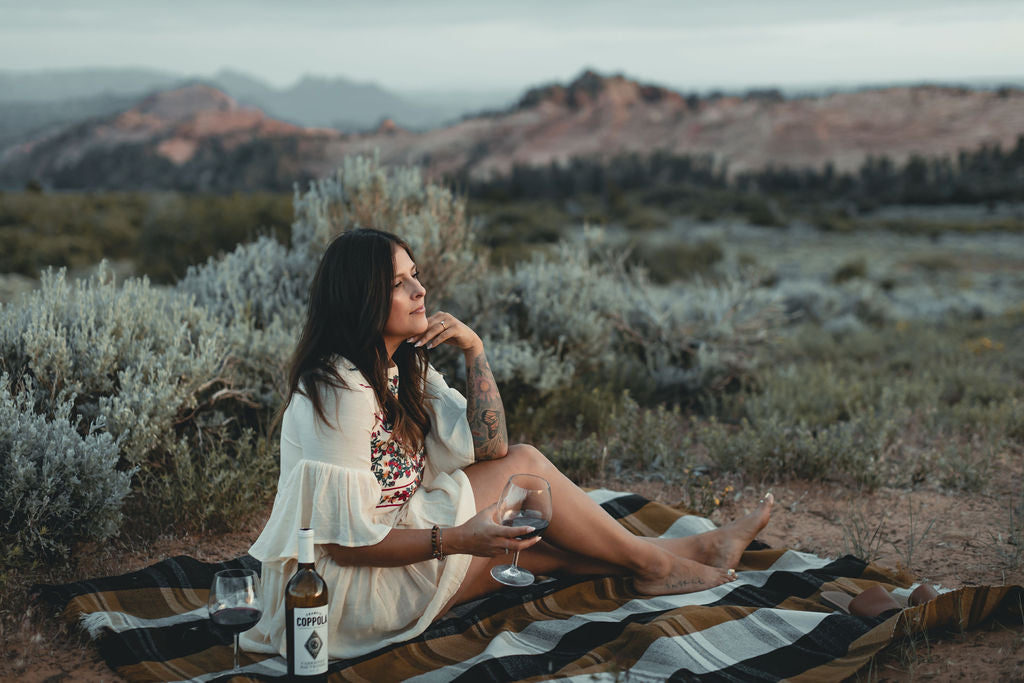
[35, 489, 1022, 682]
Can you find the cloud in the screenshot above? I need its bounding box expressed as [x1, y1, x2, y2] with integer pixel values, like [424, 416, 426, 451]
[0, 0, 1021, 90]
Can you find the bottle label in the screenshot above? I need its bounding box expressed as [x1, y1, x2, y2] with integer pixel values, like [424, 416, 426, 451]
[292, 606, 329, 674]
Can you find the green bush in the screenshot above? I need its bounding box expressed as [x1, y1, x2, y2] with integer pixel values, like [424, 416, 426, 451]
[137, 192, 292, 282]
[832, 258, 867, 283]
[0, 265, 227, 464]
[699, 315, 1024, 488]
[629, 240, 724, 283]
[0, 374, 131, 564]
[621, 204, 668, 231]
[0, 190, 292, 284]
[291, 155, 481, 309]
[540, 390, 730, 515]
[694, 411, 892, 488]
[541, 391, 690, 479]
[134, 429, 278, 534]
[737, 195, 787, 227]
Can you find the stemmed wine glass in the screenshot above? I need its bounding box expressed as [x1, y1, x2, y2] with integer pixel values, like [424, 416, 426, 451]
[209, 568, 262, 674]
[490, 474, 552, 587]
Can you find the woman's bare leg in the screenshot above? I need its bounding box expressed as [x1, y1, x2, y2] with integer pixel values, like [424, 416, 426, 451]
[444, 445, 771, 608]
[443, 540, 625, 611]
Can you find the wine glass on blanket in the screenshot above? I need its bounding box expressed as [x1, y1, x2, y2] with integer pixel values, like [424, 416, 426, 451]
[209, 568, 262, 674]
[490, 474, 552, 587]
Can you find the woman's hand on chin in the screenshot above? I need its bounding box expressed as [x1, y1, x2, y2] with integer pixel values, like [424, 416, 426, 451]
[446, 503, 542, 557]
[407, 312, 483, 354]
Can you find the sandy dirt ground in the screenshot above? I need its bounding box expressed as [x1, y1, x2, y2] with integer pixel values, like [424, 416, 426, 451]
[3, 475, 1022, 682]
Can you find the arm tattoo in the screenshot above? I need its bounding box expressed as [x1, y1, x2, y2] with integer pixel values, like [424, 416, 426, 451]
[465, 350, 508, 460]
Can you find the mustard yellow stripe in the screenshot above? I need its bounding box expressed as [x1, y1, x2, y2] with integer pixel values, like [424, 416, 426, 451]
[115, 644, 274, 682]
[64, 586, 209, 621]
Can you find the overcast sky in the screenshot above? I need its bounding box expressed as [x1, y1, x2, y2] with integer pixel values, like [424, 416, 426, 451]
[1, 0, 1022, 93]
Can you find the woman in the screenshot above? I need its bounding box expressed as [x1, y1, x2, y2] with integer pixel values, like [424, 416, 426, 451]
[242, 228, 773, 659]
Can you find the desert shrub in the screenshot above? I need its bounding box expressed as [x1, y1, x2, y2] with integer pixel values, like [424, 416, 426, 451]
[737, 195, 787, 227]
[542, 392, 690, 478]
[621, 204, 668, 231]
[935, 437, 998, 492]
[0, 191, 143, 276]
[812, 208, 857, 232]
[456, 235, 778, 406]
[178, 234, 315, 333]
[694, 411, 893, 487]
[628, 275, 780, 399]
[540, 390, 732, 515]
[0, 190, 293, 283]
[543, 427, 607, 482]
[604, 392, 689, 472]
[472, 199, 566, 266]
[832, 258, 867, 283]
[904, 253, 959, 273]
[628, 240, 723, 283]
[475, 200, 567, 245]
[291, 154, 481, 309]
[509, 385, 624, 442]
[0, 374, 131, 565]
[134, 428, 278, 534]
[704, 314, 1024, 488]
[0, 264, 277, 540]
[0, 265, 227, 464]
[137, 192, 292, 282]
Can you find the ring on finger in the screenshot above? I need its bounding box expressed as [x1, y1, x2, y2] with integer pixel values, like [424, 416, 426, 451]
[440, 319, 447, 330]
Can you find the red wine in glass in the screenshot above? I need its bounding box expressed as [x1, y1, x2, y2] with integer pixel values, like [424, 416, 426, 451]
[211, 606, 263, 634]
[490, 474, 552, 587]
[209, 569, 262, 673]
[502, 513, 549, 540]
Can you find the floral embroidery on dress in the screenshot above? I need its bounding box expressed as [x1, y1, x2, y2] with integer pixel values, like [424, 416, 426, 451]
[370, 371, 425, 508]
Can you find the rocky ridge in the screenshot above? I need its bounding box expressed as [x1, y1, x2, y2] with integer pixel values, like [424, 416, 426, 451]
[2, 71, 1023, 191]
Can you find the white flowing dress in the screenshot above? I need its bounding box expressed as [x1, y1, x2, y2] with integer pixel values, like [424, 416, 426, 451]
[240, 360, 477, 659]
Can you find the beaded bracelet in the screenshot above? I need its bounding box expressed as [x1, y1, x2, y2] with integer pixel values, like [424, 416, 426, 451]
[430, 525, 446, 560]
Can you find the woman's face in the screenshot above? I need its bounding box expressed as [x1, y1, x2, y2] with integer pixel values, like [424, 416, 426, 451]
[382, 244, 427, 349]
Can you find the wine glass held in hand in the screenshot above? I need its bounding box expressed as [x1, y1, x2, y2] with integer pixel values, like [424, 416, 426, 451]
[209, 568, 262, 674]
[490, 474, 552, 587]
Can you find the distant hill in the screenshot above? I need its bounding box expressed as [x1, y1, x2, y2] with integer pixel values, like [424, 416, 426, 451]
[229, 74, 450, 131]
[0, 67, 506, 134]
[3, 71, 1023, 192]
[0, 92, 140, 150]
[343, 70, 1024, 180]
[0, 85, 343, 192]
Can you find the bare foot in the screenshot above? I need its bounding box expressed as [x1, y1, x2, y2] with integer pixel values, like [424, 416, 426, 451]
[710, 492, 774, 569]
[633, 552, 736, 596]
[645, 492, 774, 569]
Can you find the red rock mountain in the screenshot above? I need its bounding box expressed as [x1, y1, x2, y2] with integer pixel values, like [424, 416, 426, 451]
[0, 85, 343, 191]
[2, 72, 1023, 191]
[351, 71, 1024, 180]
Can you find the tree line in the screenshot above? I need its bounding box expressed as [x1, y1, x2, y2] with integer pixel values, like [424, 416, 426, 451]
[460, 135, 1024, 207]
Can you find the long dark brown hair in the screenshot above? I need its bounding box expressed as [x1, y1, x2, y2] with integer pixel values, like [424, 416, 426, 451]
[282, 228, 432, 453]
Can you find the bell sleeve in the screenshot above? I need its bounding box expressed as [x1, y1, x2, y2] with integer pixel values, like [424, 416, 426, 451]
[249, 377, 396, 563]
[423, 364, 475, 483]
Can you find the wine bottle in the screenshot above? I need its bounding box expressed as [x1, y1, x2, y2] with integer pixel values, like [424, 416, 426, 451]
[286, 527, 329, 680]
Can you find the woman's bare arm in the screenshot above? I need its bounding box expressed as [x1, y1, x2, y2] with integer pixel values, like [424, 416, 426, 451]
[463, 344, 508, 461]
[325, 528, 435, 567]
[324, 506, 538, 566]
[408, 311, 509, 462]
